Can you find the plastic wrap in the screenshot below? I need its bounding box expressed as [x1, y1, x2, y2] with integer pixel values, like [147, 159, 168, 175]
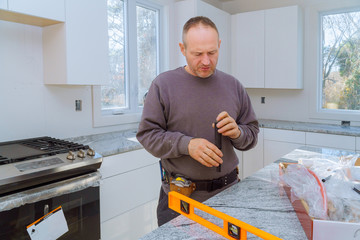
[281, 164, 328, 219]
[280, 148, 360, 222]
[0, 171, 101, 212]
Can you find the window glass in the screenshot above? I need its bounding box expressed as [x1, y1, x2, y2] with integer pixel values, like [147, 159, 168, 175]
[321, 10, 360, 111]
[136, 5, 159, 106]
[102, 0, 126, 110]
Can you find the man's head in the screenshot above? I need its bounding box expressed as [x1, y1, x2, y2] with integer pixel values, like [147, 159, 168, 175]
[179, 16, 221, 78]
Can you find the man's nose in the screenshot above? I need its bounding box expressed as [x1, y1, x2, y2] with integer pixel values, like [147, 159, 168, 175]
[201, 54, 210, 65]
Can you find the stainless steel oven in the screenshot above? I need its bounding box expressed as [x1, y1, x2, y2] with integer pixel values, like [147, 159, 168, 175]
[0, 137, 102, 240]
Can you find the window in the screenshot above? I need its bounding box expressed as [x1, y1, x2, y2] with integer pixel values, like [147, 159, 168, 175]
[320, 9, 360, 112]
[93, 0, 161, 127]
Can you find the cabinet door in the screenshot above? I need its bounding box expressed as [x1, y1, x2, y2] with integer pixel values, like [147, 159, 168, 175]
[8, 0, 65, 21]
[231, 11, 265, 88]
[264, 140, 303, 166]
[0, 0, 7, 9]
[43, 0, 109, 85]
[100, 162, 161, 223]
[242, 128, 264, 178]
[306, 132, 356, 151]
[100, 149, 159, 179]
[263, 128, 305, 165]
[265, 5, 302, 89]
[357, 137, 360, 153]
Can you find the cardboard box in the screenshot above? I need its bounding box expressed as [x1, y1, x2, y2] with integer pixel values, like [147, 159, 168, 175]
[279, 162, 360, 240]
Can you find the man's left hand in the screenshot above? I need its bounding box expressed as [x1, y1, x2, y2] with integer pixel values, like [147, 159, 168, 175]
[215, 111, 241, 139]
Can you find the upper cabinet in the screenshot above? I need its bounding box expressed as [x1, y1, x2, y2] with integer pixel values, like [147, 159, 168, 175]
[0, 0, 64, 26]
[231, 6, 303, 89]
[43, 0, 109, 85]
[174, 0, 231, 74]
[0, 0, 7, 9]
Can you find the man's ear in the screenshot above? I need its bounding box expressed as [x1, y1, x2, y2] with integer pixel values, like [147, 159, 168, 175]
[218, 39, 221, 49]
[179, 42, 185, 56]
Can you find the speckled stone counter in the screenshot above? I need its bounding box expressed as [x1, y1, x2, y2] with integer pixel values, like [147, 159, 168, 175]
[139, 146, 358, 240]
[139, 159, 306, 240]
[65, 129, 142, 157]
[259, 119, 360, 137]
[65, 119, 360, 158]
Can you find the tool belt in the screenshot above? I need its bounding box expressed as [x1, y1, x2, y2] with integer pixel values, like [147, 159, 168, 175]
[165, 168, 239, 196]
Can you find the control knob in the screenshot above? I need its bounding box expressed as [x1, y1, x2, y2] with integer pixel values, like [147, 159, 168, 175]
[77, 149, 86, 158]
[87, 148, 95, 156]
[67, 151, 76, 160]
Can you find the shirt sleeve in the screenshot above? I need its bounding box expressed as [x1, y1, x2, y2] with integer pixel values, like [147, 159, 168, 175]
[136, 80, 192, 159]
[231, 82, 259, 151]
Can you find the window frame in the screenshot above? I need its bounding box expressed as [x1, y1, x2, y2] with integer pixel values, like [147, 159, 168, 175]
[308, 2, 360, 122]
[92, 0, 166, 127]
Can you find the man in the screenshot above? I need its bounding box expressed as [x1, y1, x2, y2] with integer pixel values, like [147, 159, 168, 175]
[136, 16, 259, 226]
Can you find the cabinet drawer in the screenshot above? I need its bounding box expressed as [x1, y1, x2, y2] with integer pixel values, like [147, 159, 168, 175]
[306, 132, 355, 151]
[264, 140, 303, 166]
[101, 199, 158, 240]
[100, 163, 161, 223]
[263, 128, 305, 144]
[100, 149, 159, 179]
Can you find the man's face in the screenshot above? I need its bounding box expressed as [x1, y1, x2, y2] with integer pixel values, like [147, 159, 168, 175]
[180, 25, 221, 78]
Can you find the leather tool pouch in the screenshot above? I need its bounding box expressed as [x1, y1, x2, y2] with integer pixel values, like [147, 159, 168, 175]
[170, 176, 196, 197]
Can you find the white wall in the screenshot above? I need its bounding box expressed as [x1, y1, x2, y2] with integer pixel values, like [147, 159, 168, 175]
[0, 20, 138, 142]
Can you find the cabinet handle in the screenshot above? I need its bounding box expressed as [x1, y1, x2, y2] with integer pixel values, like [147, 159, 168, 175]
[44, 204, 49, 215]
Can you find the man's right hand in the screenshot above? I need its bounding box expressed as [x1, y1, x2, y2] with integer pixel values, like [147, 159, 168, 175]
[188, 138, 223, 167]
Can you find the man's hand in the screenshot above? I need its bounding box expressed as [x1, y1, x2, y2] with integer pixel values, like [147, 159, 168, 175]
[215, 111, 241, 139]
[188, 138, 223, 167]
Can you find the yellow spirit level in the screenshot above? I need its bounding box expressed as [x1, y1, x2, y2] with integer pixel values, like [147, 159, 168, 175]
[168, 191, 282, 240]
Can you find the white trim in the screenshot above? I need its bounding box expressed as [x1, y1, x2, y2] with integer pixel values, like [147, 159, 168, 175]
[92, 86, 141, 127]
[307, 1, 360, 122]
[92, 0, 167, 128]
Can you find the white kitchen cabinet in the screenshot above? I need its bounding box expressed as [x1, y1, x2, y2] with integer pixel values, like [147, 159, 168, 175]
[100, 149, 161, 240]
[0, 0, 64, 26]
[242, 127, 264, 178]
[43, 0, 109, 85]
[174, 0, 231, 73]
[265, 6, 303, 89]
[231, 5, 303, 89]
[356, 137, 360, 153]
[263, 128, 305, 165]
[0, 0, 7, 9]
[306, 132, 356, 151]
[101, 199, 158, 240]
[8, 0, 65, 21]
[231, 10, 264, 88]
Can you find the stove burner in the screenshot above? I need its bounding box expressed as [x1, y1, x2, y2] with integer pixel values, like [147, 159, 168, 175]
[0, 137, 89, 165]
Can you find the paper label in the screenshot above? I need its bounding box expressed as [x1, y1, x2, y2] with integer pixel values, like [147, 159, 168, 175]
[27, 206, 68, 240]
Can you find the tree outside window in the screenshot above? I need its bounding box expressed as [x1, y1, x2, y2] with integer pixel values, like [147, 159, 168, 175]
[102, 0, 159, 112]
[321, 10, 360, 111]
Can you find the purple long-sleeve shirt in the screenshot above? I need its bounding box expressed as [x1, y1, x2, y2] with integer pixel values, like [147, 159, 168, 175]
[136, 67, 259, 181]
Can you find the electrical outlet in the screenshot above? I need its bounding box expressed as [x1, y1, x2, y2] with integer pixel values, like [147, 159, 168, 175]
[75, 100, 82, 111]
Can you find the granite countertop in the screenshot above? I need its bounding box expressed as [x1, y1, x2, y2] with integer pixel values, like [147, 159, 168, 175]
[65, 120, 360, 158]
[139, 158, 305, 240]
[139, 146, 358, 240]
[66, 129, 143, 157]
[259, 119, 360, 137]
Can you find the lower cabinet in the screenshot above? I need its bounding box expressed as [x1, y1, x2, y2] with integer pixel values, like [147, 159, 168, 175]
[263, 128, 305, 166]
[235, 128, 264, 180]
[99, 149, 161, 240]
